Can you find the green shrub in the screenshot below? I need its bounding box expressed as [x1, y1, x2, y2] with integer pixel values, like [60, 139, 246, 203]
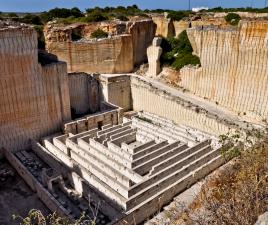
[40, 7, 84, 23]
[71, 29, 82, 41]
[34, 25, 45, 49]
[167, 11, 190, 21]
[7, 12, 18, 17]
[115, 14, 129, 21]
[91, 28, 108, 39]
[160, 30, 200, 70]
[225, 13, 241, 25]
[84, 11, 108, 22]
[19, 14, 43, 25]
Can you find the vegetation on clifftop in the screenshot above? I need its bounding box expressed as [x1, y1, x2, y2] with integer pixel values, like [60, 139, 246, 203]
[160, 30, 200, 70]
[90, 28, 109, 39]
[225, 13, 241, 26]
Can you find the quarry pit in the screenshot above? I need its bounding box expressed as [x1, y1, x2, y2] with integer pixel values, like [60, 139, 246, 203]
[0, 11, 268, 225]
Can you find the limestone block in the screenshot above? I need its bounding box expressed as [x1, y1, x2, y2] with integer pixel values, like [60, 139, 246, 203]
[255, 212, 268, 225]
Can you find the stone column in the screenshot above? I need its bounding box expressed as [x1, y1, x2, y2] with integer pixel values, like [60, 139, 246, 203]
[147, 37, 163, 77]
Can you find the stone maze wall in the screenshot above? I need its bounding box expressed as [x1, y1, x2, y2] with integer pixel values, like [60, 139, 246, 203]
[3, 110, 224, 224]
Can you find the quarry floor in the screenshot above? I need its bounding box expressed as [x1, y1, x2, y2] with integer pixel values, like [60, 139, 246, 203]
[0, 159, 49, 225]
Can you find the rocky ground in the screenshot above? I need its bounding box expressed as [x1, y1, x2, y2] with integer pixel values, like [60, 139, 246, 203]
[0, 159, 49, 225]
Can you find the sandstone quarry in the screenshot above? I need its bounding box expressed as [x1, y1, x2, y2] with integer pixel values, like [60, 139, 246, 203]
[1, 10, 268, 225]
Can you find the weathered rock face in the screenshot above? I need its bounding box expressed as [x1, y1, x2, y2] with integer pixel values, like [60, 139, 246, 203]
[0, 24, 71, 151]
[45, 19, 156, 73]
[173, 20, 190, 37]
[45, 34, 134, 74]
[151, 15, 175, 38]
[128, 20, 157, 66]
[180, 21, 268, 122]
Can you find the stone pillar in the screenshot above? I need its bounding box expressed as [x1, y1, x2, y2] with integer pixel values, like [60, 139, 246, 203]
[147, 37, 163, 77]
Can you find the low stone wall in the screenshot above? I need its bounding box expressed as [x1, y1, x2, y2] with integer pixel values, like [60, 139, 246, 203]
[3, 147, 71, 219]
[63, 108, 121, 134]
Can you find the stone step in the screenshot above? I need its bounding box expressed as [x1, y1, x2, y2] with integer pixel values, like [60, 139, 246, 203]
[43, 140, 73, 168]
[111, 132, 137, 146]
[106, 141, 133, 164]
[132, 118, 177, 142]
[133, 144, 188, 176]
[67, 129, 98, 144]
[121, 140, 157, 155]
[124, 155, 224, 224]
[70, 150, 130, 198]
[131, 145, 218, 196]
[135, 129, 165, 143]
[149, 140, 211, 175]
[53, 134, 69, 155]
[133, 117, 198, 146]
[132, 141, 181, 168]
[76, 138, 143, 184]
[126, 148, 221, 209]
[110, 128, 137, 141]
[97, 126, 133, 142]
[132, 141, 168, 160]
[70, 142, 131, 187]
[75, 162, 128, 210]
[139, 112, 208, 141]
[97, 122, 131, 136]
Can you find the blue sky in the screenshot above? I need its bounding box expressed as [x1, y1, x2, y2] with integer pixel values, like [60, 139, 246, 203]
[0, 0, 267, 12]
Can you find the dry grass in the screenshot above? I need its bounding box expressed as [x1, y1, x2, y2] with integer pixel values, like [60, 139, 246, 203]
[173, 141, 268, 225]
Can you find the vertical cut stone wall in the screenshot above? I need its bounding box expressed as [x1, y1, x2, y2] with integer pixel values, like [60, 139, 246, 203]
[128, 20, 157, 66]
[0, 27, 71, 151]
[46, 35, 134, 74]
[100, 75, 132, 112]
[180, 21, 268, 121]
[130, 77, 231, 135]
[68, 73, 100, 116]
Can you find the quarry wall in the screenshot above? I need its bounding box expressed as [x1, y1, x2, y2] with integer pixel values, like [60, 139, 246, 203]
[45, 20, 156, 74]
[151, 15, 175, 38]
[100, 74, 132, 111]
[128, 20, 156, 66]
[130, 76, 231, 135]
[180, 21, 268, 122]
[68, 73, 100, 116]
[45, 34, 134, 74]
[0, 26, 71, 151]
